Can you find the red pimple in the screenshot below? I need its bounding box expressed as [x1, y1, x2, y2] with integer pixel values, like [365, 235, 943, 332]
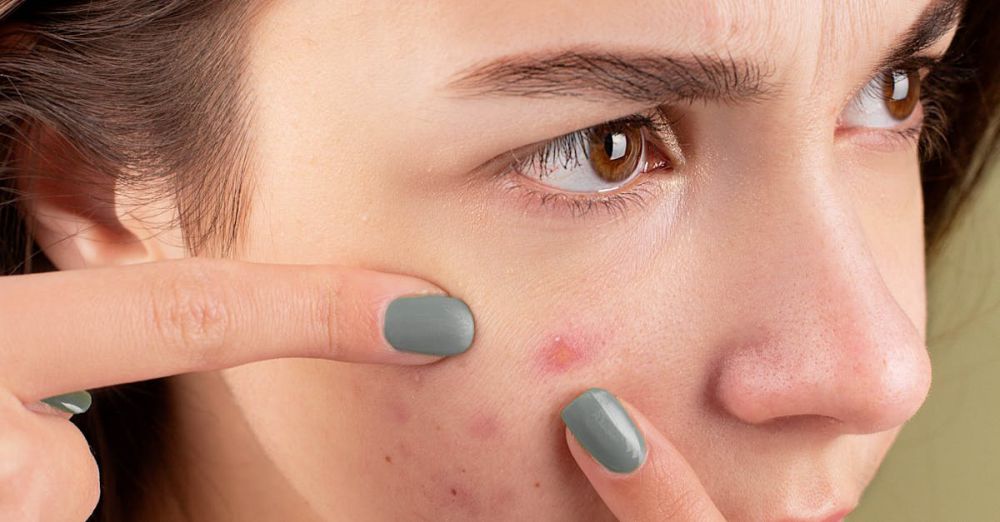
[538, 335, 589, 374]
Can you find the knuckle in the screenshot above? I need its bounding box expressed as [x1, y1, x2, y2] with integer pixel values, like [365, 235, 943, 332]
[147, 258, 236, 366]
[647, 458, 713, 522]
[654, 487, 713, 522]
[653, 487, 702, 522]
[310, 268, 347, 359]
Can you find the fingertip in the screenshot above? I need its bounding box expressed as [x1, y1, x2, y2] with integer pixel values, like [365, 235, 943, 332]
[560, 388, 648, 475]
[382, 294, 475, 358]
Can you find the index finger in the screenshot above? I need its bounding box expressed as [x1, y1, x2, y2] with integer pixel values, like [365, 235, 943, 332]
[0, 258, 475, 402]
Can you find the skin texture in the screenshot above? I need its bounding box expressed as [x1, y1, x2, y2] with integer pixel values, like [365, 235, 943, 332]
[23, 0, 961, 520]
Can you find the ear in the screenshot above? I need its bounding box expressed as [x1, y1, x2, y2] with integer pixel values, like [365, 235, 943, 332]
[15, 124, 188, 270]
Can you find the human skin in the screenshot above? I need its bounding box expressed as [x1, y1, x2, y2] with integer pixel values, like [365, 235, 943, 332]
[27, 0, 962, 520]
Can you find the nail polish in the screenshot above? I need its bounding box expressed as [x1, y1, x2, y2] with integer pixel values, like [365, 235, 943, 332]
[384, 295, 474, 356]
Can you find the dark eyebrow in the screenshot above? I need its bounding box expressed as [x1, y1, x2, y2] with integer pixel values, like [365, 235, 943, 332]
[879, 0, 966, 68]
[446, 51, 774, 106]
[446, 0, 966, 107]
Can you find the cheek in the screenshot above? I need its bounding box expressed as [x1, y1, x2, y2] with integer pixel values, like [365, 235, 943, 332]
[535, 331, 606, 376]
[353, 320, 620, 516]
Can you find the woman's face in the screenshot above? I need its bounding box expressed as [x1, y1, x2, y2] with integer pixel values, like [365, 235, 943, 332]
[193, 1, 958, 520]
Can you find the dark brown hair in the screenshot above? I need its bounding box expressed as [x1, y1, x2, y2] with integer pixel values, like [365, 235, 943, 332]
[0, 0, 263, 520]
[0, 1, 997, 521]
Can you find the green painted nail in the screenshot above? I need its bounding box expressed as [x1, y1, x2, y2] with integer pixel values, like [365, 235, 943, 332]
[41, 391, 92, 415]
[383, 295, 474, 356]
[561, 388, 647, 474]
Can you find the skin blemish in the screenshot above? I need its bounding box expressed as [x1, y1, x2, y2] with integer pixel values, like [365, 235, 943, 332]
[537, 334, 591, 374]
[467, 413, 502, 441]
[388, 400, 411, 425]
[450, 488, 458, 496]
[384, 455, 392, 464]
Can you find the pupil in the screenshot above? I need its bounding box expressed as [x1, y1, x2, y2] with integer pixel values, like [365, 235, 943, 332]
[603, 132, 627, 161]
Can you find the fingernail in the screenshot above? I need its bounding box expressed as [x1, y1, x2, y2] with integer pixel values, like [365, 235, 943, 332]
[384, 295, 474, 356]
[41, 391, 92, 415]
[561, 388, 647, 474]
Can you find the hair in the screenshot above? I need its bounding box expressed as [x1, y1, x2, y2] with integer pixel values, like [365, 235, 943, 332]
[0, 0, 265, 520]
[0, 1, 997, 521]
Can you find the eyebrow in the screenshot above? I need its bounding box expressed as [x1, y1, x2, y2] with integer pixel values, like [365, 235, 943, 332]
[879, 0, 966, 69]
[446, 0, 965, 107]
[446, 50, 773, 106]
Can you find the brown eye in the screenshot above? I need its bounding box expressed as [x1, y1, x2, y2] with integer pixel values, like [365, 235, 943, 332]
[881, 69, 921, 120]
[515, 114, 676, 194]
[586, 124, 644, 183]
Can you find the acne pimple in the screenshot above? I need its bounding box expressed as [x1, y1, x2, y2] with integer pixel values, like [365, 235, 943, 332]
[467, 413, 502, 440]
[537, 334, 590, 374]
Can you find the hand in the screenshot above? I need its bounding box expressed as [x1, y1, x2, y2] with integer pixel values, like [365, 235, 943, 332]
[0, 258, 474, 521]
[561, 388, 726, 522]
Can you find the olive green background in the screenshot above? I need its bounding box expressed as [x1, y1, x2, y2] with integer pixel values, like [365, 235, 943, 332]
[851, 157, 1000, 521]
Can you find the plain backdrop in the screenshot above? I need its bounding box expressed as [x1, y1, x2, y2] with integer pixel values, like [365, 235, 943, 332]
[852, 152, 1000, 520]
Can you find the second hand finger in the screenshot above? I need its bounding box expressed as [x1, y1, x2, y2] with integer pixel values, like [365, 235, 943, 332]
[561, 388, 726, 522]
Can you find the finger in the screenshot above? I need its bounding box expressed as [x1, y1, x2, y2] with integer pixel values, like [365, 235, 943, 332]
[561, 388, 726, 522]
[0, 258, 475, 401]
[0, 390, 99, 521]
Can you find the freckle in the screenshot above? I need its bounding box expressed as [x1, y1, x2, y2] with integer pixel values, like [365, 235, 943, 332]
[384, 455, 392, 464]
[460, 467, 467, 473]
[537, 334, 590, 374]
[533, 481, 540, 488]
[450, 487, 458, 496]
[467, 413, 502, 440]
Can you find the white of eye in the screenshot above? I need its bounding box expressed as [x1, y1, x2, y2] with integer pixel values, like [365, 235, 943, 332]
[522, 133, 646, 193]
[840, 71, 912, 129]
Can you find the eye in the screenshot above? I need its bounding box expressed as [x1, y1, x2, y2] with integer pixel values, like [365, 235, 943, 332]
[513, 117, 673, 194]
[840, 68, 922, 129]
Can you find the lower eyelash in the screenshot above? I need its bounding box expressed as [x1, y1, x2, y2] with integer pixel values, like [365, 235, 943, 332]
[496, 172, 663, 220]
[892, 124, 923, 146]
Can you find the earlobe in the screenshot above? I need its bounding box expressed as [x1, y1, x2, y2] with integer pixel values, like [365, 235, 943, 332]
[15, 124, 186, 270]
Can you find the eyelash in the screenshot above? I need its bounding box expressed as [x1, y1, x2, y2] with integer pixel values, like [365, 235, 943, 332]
[495, 109, 678, 219]
[494, 54, 965, 219]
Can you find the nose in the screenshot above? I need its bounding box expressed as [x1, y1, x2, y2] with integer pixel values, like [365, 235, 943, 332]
[710, 147, 931, 435]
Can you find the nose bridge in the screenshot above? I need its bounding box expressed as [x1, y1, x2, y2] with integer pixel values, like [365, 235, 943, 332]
[711, 142, 930, 435]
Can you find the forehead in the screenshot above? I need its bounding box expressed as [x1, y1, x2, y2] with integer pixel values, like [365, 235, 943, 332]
[378, 1, 931, 59]
[300, 0, 943, 103]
